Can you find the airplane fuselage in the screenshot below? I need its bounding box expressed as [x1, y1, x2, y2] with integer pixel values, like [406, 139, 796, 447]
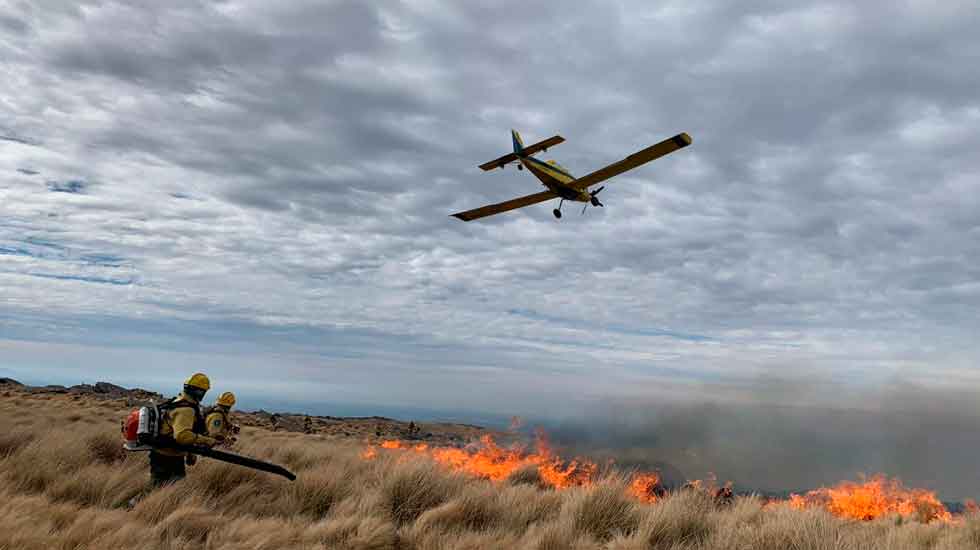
[518, 155, 591, 202]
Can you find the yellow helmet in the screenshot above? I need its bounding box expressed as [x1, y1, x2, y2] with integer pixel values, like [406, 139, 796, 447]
[184, 373, 211, 391]
[216, 391, 236, 407]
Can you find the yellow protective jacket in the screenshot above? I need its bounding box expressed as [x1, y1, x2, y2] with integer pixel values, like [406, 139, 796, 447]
[156, 395, 218, 457]
[206, 407, 236, 439]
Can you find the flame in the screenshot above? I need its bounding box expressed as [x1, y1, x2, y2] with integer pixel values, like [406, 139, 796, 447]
[786, 475, 952, 522]
[381, 440, 429, 451]
[367, 432, 600, 488]
[628, 473, 662, 504]
[362, 432, 959, 522]
[362, 431, 666, 497]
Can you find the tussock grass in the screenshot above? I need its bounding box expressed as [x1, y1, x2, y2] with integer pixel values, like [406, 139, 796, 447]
[507, 463, 549, 489]
[156, 504, 218, 543]
[633, 486, 717, 548]
[284, 467, 354, 518]
[563, 477, 642, 541]
[85, 430, 127, 464]
[308, 514, 398, 550]
[0, 427, 35, 457]
[415, 485, 505, 532]
[381, 460, 466, 525]
[1, 392, 978, 550]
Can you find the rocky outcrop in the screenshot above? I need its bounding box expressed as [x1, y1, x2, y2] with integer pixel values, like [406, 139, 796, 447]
[67, 382, 163, 401]
[1, 378, 164, 402]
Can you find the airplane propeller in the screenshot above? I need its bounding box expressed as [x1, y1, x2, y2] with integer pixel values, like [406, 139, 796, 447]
[589, 186, 605, 207]
[582, 186, 605, 214]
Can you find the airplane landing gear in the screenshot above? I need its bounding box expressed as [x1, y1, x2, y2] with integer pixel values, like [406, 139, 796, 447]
[517, 164, 523, 170]
[553, 209, 562, 219]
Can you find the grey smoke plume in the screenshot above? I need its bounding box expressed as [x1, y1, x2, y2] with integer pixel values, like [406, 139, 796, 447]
[543, 376, 980, 501]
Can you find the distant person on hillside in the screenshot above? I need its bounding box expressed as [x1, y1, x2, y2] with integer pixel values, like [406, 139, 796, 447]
[207, 392, 240, 446]
[149, 373, 220, 487]
[270, 413, 281, 432]
[407, 421, 421, 439]
[303, 415, 315, 434]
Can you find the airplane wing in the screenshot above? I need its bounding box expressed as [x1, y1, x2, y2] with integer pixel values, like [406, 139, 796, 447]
[451, 190, 558, 221]
[571, 133, 692, 190]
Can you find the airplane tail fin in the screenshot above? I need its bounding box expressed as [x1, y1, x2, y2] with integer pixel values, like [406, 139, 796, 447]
[511, 129, 524, 154]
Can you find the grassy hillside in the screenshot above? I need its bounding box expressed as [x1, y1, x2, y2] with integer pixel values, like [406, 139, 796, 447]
[1, 390, 978, 549]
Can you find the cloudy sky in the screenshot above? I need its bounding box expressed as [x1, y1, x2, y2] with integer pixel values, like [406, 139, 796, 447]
[2, 0, 979, 426]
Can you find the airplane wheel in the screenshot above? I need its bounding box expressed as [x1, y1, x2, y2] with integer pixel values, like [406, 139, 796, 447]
[553, 209, 562, 219]
[517, 164, 523, 171]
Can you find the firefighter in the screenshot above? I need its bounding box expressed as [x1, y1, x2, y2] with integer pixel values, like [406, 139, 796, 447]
[207, 391, 240, 444]
[149, 373, 220, 487]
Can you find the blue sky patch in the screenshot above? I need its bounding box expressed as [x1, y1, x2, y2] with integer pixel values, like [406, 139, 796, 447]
[507, 308, 712, 343]
[78, 253, 127, 267]
[47, 180, 86, 193]
[30, 273, 133, 285]
[0, 245, 34, 257]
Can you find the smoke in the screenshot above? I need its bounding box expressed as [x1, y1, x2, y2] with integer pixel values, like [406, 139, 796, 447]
[541, 375, 980, 501]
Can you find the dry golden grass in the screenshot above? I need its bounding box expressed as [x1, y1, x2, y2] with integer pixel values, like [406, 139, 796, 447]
[1, 392, 979, 550]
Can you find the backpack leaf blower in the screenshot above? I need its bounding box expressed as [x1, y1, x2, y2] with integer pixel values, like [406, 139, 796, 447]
[123, 404, 296, 481]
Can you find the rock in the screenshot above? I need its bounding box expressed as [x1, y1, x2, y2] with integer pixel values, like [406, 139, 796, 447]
[94, 382, 126, 394]
[8, 380, 167, 402]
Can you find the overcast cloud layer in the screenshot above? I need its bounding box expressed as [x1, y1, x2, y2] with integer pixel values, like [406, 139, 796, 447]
[2, 0, 980, 488]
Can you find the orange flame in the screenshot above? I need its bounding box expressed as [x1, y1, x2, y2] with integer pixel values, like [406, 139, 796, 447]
[370, 433, 599, 488]
[362, 432, 958, 521]
[628, 473, 663, 504]
[787, 475, 952, 522]
[362, 431, 661, 495]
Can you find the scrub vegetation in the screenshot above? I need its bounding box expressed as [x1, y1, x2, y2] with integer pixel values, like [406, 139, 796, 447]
[2, 391, 979, 549]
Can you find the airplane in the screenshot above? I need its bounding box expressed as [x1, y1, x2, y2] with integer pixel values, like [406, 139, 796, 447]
[451, 129, 692, 221]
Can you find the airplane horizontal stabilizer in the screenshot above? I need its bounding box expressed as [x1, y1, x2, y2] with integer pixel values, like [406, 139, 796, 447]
[479, 152, 520, 171]
[478, 135, 565, 171]
[519, 135, 564, 157]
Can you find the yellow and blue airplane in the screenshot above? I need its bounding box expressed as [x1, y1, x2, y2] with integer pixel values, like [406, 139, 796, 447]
[452, 129, 692, 221]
